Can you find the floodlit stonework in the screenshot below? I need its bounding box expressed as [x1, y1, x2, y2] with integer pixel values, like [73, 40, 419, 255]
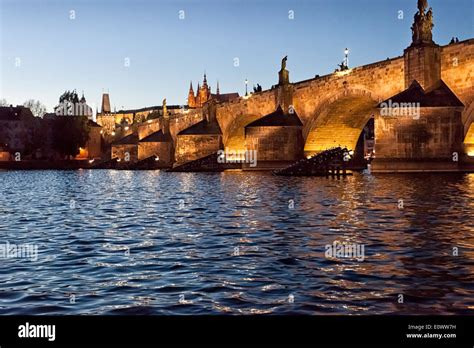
[100, 0, 473, 172]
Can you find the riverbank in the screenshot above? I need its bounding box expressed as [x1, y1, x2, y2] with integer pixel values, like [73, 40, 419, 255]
[2, 157, 474, 173]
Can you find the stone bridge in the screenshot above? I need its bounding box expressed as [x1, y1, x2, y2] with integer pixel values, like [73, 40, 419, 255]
[111, 0, 474, 169]
[211, 39, 473, 157]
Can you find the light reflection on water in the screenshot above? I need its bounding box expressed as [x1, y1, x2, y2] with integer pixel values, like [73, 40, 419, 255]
[0, 170, 473, 315]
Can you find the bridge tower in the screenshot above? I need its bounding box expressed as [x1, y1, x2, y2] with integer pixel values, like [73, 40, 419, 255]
[372, 0, 465, 172]
[403, 0, 441, 90]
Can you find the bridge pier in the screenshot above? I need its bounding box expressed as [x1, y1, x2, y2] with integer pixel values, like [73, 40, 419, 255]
[371, 2, 466, 172]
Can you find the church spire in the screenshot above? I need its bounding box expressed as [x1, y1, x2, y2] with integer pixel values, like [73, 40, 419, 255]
[188, 81, 196, 108]
[216, 81, 220, 95]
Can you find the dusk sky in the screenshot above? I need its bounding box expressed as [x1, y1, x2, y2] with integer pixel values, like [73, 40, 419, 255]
[1, 0, 472, 113]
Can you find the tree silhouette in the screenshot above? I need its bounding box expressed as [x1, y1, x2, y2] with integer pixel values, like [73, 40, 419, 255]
[23, 99, 47, 117]
[52, 116, 90, 159]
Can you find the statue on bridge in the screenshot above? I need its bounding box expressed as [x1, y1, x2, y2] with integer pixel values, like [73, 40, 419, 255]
[411, 0, 434, 45]
[162, 98, 168, 118]
[278, 56, 290, 85]
[418, 0, 428, 13]
[281, 55, 287, 70]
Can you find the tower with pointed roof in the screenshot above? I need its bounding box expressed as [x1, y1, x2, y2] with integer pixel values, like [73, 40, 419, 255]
[101, 93, 111, 114]
[198, 73, 210, 106]
[187, 73, 215, 108]
[188, 82, 196, 108]
[195, 82, 201, 107]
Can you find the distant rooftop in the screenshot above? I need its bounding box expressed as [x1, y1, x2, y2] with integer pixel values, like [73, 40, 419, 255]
[245, 106, 303, 128]
[178, 119, 222, 135]
[0, 105, 34, 121]
[112, 133, 139, 145]
[380, 80, 464, 107]
[139, 130, 172, 143]
[212, 93, 240, 103]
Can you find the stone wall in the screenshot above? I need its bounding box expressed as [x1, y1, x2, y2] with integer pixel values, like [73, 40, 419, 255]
[96, 114, 115, 135]
[216, 56, 406, 155]
[441, 40, 474, 111]
[213, 40, 473, 158]
[404, 44, 441, 90]
[138, 119, 161, 140]
[87, 127, 102, 159]
[245, 126, 303, 162]
[175, 134, 222, 164]
[169, 110, 204, 141]
[138, 142, 173, 164]
[111, 144, 138, 162]
[217, 91, 277, 149]
[375, 107, 463, 160]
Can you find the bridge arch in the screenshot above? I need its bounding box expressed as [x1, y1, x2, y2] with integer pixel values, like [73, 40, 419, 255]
[463, 101, 474, 137]
[222, 113, 265, 151]
[463, 101, 474, 155]
[303, 87, 381, 157]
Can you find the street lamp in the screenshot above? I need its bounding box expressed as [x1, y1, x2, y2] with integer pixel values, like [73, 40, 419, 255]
[245, 78, 248, 96]
[344, 48, 349, 69]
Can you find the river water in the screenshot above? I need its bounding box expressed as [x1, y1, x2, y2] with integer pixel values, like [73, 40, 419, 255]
[0, 170, 473, 314]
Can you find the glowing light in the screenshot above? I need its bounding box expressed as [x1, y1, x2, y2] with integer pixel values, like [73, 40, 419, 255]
[117, 158, 121, 162]
[88, 159, 95, 164]
[468, 152, 474, 157]
[112, 131, 116, 136]
[155, 156, 160, 161]
[125, 126, 129, 131]
[147, 120, 152, 123]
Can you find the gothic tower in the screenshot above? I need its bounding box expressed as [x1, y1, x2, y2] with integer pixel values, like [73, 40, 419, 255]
[198, 73, 210, 105]
[188, 81, 196, 108]
[195, 82, 201, 107]
[101, 93, 111, 114]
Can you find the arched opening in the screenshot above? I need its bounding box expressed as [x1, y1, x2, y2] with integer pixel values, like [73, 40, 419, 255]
[223, 113, 262, 152]
[463, 102, 474, 156]
[464, 123, 474, 156]
[304, 94, 379, 159]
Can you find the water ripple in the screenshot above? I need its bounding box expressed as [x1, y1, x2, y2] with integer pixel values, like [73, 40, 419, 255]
[0, 170, 473, 314]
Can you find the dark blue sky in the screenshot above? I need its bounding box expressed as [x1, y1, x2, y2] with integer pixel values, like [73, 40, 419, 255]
[1, 0, 472, 112]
